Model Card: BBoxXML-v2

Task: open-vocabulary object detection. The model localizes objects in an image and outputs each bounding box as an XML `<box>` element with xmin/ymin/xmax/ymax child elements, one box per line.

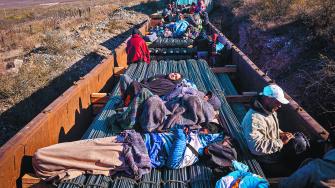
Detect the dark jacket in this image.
<box><xmin>126</xmin><ymin>34</ymin><xmax>150</xmax><ymax>64</ymax></box>
<box><xmin>194</xmin><ymin>32</ymin><xmax>213</xmax><ymax>52</ymax></box>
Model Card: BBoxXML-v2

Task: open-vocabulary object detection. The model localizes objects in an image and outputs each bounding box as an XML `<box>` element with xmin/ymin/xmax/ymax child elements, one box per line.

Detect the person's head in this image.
<box><xmin>204</xmin><ymin>91</ymin><xmax>221</xmax><ymax>110</ymax></box>
<box><xmin>192</xmin><ymin>2</ymin><xmax>196</xmax><ymax>6</ymax></box>
<box><xmin>260</xmin><ymin>84</ymin><xmax>289</xmax><ymax>112</ymax></box>
<box><xmin>168</xmin><ymin>72</ymin><xmax>182</xmax><ymax>81</ymax></box>
<box><xmin>132</xmin><ymin>28</ymin><xmax>141</xmax><ymax>36</ymax></box>
<box><xmin>178</xmin><ymin>13</ymin><xmax>184</xmax><ymax>20</ymax></box>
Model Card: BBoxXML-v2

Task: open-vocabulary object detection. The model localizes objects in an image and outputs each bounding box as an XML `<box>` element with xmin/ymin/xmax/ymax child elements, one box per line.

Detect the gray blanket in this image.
<box><xmin>140</xmin><ymin>94</ymin><xmax>216</xmax><ymax>132</ymax></box>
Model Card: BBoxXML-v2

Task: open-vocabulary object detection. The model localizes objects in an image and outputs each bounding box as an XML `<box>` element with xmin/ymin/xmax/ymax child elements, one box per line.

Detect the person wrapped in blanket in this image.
<box><xmin>32</xmin><ymin>128</ymin><xmax>237</xmax><ymax>182</ymax></box>
<box><xmin>116</xmin><ymin>73</ymin><xmax>222</xmax><ymax>132</ymax></box>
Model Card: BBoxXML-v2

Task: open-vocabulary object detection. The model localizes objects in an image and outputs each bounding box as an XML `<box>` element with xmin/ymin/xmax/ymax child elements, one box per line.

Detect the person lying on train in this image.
<box><xmin>117</xmin><ymin>73</ymin><xmax>221</xmax><ymax>132</ymax></box>
<box><xmin>139</xmin><ymin>89</ymin><xmax>221</xmax><ymax>132</ymax></box>
<box><xmin>120</xmin><ymin>73</ymin><xmax>184</xmax><ymax>107</ymax></box>
<box><xmin>126</xmin><ymin>28</ymin><xmax>150</xmax><ymax>64</ymax></box>
<box><xmin>32</xmin><ymin>129</ymin><xmax>236</xmax><ymax>182</ymax></box>
<box><xmin>241</xmin><ymin>85</ymin><xmax>310</xmax><ymax>164</ymax></box>
<box><xmin>173</xmin><ymin>14</ymin><xmax>190</xmax><ymax>38</ymax></box>
<box><xmin>144</xmin><ymin>127</ymin><xmax>236</xmax><ymax>170</ymax></box>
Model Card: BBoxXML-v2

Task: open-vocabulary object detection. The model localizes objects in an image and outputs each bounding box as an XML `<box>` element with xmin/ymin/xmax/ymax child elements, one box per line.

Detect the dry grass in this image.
<box><xmin>0</xmin><ymin>56</ymin><xmax>65</xmax><ymax>103</ymax></box>
<box><xmin>0</xmin><ymin>0</ymin><xmax>154</xmax><ymax>146</ymax></box>
<box><xmin>0</xmin><ymin>0</ymin><xmax>150</xmax><ymax>120</ymax></box>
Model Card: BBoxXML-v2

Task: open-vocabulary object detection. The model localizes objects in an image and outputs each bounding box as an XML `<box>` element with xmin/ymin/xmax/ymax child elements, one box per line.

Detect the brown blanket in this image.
<box><xmin>33</xmin><ymin>136</ymin><xmax>126</xmax><ymax>181</ymax></box>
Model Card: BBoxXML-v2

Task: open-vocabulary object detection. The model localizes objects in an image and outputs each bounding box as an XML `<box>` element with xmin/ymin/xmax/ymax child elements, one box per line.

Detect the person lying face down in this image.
<box><xmin>121</xmin><ymin>73</ymin><xmax>183</xmax><ymax>106</ymax></box>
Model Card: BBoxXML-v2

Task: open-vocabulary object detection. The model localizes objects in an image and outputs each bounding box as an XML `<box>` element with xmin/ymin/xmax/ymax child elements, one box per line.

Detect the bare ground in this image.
<box><xmin>210</xmin><ymin>2</ymin><xmax>335</xmax><ymax>134</ymax></box>
<box><xmin>0</xmin><ymin>0</ymin><xmax>163</xmax><ymax>146</ymax></box>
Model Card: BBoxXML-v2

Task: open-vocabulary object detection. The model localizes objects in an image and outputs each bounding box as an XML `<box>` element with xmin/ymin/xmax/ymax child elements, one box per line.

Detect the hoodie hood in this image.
<box><xmin>251</xmin><ymin>95</ymin><xmax>272</xmax><ymax>115</ymax></box>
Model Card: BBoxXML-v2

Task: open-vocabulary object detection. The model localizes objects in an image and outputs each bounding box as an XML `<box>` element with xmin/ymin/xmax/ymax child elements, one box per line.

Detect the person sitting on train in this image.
<box><xmin>193</xmin><ymin>30</ymin><xmax>213</xmax><ymax>59</ymax></box>
<box><xmin>189</xmin><ymin>2</ymin><xmax>197</xmax><ymax>14</ymax></box>
<box><xmin>162</xmin><ymin>4</ymin><xmax>173</xmax><ymax>22</ymax></box>
<box><xmin>241</xmin><ymin>85</ymin><xmax>310</xmax><ymax>164</ymax></box>
<box><xmin>120</xmin><ymin>73</ymin><xmax>184</xmax><ymax>106</ymax></box>
<box><xmin>144</xmin><ymin>127</ymin><xmax>236</xmax><ymax>169</ymax></box>
<box><xmin>196</xmin><ymin>0</ymin><xmax>206</xmax><ymax>13</ymax></box>
<box><xmin>278</xmin><ymin>143</ymin><xmax>335</xmax><ymax>188</ymax></box>
<box><xmin>126</xmin><ymin>28</ymin><xmax>150</xmax><ymax>64</ymax></box>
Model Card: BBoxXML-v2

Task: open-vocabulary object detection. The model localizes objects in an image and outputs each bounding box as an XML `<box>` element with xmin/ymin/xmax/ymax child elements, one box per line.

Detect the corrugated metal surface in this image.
<box><xmin>57</xmin><ymin>59</ymin><xmax>263</xmax><ymax>188</ymax></box>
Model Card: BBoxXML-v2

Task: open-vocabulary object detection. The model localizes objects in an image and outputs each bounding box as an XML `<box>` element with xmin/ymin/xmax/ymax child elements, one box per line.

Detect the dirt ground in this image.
<box><xmin>0</xmin><ymin>0</ymin><xmax>163</xmax><ymax>146</ymax></box>
<box><xmin>210</xmin><ymin>2</ymin><xmax>335</xmax><ymax>134</ymax></box>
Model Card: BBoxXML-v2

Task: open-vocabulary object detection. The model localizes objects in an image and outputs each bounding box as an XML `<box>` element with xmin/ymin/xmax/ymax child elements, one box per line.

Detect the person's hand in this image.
<box><xmin>184</xmin><ymin>126</ymin><xmax>189</xmax><ymax>134</ymax></box>
<box><xmin>280</xmin><ymin>132</ymin><xmax>294</xmax><ymax>145</ymax></box>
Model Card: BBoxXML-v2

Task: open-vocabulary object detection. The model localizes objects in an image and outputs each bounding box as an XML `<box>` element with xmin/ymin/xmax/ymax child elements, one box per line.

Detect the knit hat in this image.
<box><xmin>207</xmin><ymin>91</ymin><xmax>221</xmax><ymax>110</ymax></box>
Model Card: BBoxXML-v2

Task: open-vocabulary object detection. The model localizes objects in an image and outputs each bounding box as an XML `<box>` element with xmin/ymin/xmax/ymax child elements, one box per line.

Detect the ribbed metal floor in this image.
<box><xmin>58</xmin><ymin>59</ymin><xmax>263</xmax><ymax>188</ymax></box>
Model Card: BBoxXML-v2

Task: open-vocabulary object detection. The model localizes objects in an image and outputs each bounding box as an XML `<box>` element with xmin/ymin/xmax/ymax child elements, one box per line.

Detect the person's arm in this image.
<box><xmin>244</xmin><ymin>113</ymin><xmax>284</xmax><ymax>155</ymax></box>
<box><xmin>166</xmin><ymin>129</ymin><xmax>187</xmax><ymax>169</ymax></box>
<box><xmin>142</xmin><ymin>40</ymin><xmax>151</xmax><ymax>63</ymax></box>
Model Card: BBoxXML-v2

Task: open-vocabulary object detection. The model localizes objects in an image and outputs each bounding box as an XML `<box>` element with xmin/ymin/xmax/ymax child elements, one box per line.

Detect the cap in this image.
<box><xmin>262</xmin><ymin>85</ymin><xmax>289</xmax><ymax>104</ymax></box>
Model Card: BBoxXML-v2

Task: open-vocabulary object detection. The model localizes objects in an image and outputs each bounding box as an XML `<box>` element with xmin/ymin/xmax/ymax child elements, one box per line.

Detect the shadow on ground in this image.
<box><xmin>0</xmin><ymin>1</ymin><xmax>157</xmax><ymax>146</ymax></box>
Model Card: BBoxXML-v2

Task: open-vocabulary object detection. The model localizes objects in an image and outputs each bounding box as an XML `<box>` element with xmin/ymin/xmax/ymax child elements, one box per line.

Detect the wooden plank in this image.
<box><xmin>225</xmin><ymin>94</ymin><xmax>256</xmax><ymax>103</ymax></box>
<box><xmin>113</xmin><ymin>67</ymin><xmax>126</xmax><ymax>75</ymax></box>
<box><xmin>211</xmin><ymin>65</ymin><xmax>237</xmax><ymax>73</ymax></box>
<box><xmin>92</xmin><ymin>104</ymin><xmax>106</xmax><ymax>116</ymax></box>
<box><xmin>91</xmin><ymin>93</ymin><xmax>110</xmax><ymax>104</ymax></box>
<box><xmin>22</xmin><ymin>173</ymin><xmax>51</xmax><ymax>188</ymax></box>
<box><xmin>268</xmin><ymin>177</ymin><xmax>284</xmax><ymax>188</ymax></box>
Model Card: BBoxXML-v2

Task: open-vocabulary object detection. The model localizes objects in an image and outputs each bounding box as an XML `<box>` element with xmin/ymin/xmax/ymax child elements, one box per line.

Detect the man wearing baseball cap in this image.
<box><xmin>241</xmin><ymin>85</ymin><xmax>294</xmax><ymax>162</ymax></box>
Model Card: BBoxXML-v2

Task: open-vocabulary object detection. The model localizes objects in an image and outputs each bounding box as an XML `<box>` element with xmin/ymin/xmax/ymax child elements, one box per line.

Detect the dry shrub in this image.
<box><xmin>0</xmin><ymin>56</ymin><xmax>65</xmax><ymax>103</ymax></box>
<box><xmin>42</xmin><ymin>31</ymin><xmax>72</xmax><ymax>54</ymax></box>
<box><xmin>107</xmin><ymin>20</ymin><xmax>128</xmax><ymax>33</ymax></box>
<box><xmin>300</xmin><ymin>55</ymin><xmax>335</xmax><ymax>128</ymax></box>
<box><xmin>303</xmin><ymin>0</ymin><xmax>335</xmax><ymax>44</ymax></box>
<box><xmin>239</xmin><ymin>0</ymin><xmax>293</xmax><ymax>22</ymax></box>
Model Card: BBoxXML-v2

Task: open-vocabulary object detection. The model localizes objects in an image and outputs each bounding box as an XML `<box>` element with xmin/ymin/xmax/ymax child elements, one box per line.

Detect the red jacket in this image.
<box><xmin>126</xmin><ymin>34</ymin><xmax>150</xmax><ymax>64</ymax></box>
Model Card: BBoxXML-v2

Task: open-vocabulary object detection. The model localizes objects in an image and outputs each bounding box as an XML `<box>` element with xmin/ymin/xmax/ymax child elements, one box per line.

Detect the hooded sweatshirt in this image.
<box><xmin>241</xmin><ymin>96</ymin><xmax>284</xmax><ymax>155</ymax></box>
<box><xmin>126</xmin><ymin>34</ymin><xmax>150</xmax><ymax>64</ymax></box>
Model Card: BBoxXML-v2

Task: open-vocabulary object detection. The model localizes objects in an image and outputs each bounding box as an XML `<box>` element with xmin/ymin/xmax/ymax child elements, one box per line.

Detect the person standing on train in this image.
<box><xmin>126</xmin><ymin>28</ymin><xmax>150</xmax><ymax>64</ymax></box>
<box><xmin>241</xmin><ymin>85</ymin><xmax>310</xmax><ymax>165</ymax></box>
